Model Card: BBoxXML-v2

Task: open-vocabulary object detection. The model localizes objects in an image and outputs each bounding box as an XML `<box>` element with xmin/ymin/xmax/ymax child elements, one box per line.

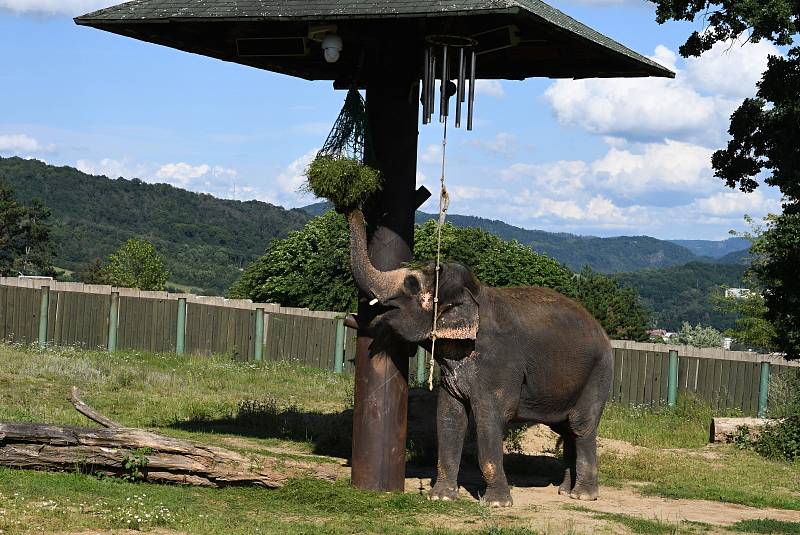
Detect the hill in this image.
<box><xmin>669</xmin><ymin>237</ymin><xmax>750</xmax><ymax>259</ymax></box>
<box><xmin>615</xmin><ymin>261</ymin><xmax>749</xmax><ymax>331</ymax></box>
<box><xmin>304</xmin><ymin>202</ymin><xmax>705</xmax><ymax>273</ymax></box>
<box><xmin>0</xmin><ymin>157</ymin><xmax>310</xmax><ymax>294</ymax></box>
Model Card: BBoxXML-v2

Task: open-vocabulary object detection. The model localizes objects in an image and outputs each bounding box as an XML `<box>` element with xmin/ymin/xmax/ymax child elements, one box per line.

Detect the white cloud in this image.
<box><xmin>465</xmin><ymin>132</ymin><xmax>519</xmax><ymax>157</ymax></box>
<box><xmin>275</xmin><ymin>149</ymin><xmax>317</xmax><ymax>202</ymax></box>
<box><xmin>543</xmin><ymin>42</ymin><xmax>780</xmax><ymax>145</ymax></box>
<box><xmin>75</xmin><ymin>158</ymin><xmax>149</xmax><ymax>180</ymax></box>
<box><xmin>684</xmin><ymin>38</ymin><xmax>780</xmax><ymax>99</ymax></box>
<box><xmin>692</xmin><ymin>189</ymin><xmax>782</xmax><ymax>216</ymax></box>
<box><xmin>500</xmin><ymin>160</ymin><xmax>587</xmax><ymax>197</ymax></box>
<box><xmin>0</xmin><ymin>133</ymin><xmax>53</xmax><ymax>154</ymax></box>
<box><xmin>419</xmin><ymin>144</ymin><xmax>442</xmax><ymax>165</ymax></box>
<box><xmin>591</xmin><ymin>139</ymin><xmax>715</xmax><ymax>195</ymax></box>
<box><xmin>475</xmin><ymin>80</ymin><xmax>505</xmax><ymax>98</ymax></box>
<box><xmin>0</xmin><ymin>0</ymin><xmax>113</xmax><ymax>15</ymax></box>
<box><xmin>156</xmin><ymin>162</ymin><xmax>211</xmax><ymax>185</ymax></box>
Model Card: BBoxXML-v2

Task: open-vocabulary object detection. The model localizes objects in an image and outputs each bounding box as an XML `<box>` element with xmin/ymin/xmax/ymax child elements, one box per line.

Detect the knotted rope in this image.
<box><xmin>428</xmin><ymin>119</ymin><xmax>450</xmax><ymax>391</ymax></box>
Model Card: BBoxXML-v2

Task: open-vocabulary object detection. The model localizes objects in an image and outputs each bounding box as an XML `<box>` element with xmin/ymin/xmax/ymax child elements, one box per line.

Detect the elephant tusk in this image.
<box><xmin>369</xmin><ymin>298</ymin><xmax>379</xmax><ymax>306</ymax></box>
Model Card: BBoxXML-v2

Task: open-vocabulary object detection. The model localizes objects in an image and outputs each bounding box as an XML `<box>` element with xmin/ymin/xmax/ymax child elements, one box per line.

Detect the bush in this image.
<box><xmin>304</xmin><ymin>156</ymin><xmax>381</xmax><ymax>212</ymax></box>
<box><xmin>753</xmin><ymin>415</ymin><xmax>800</xmax><ymax>462</ymax></box>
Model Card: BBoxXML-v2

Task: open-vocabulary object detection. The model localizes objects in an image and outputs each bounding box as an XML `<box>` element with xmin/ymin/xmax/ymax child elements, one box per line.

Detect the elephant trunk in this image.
<box><xmin>346</xmin><ymin>209</ymin><xmax>408</xmax><ymax>302</ymax></box>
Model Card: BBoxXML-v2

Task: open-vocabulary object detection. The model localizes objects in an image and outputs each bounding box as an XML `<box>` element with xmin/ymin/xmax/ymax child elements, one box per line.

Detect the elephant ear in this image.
<box><xmin>434</xmin><ymin>265</ymin><xmax>480</xmax><ymax>340</ymax></box>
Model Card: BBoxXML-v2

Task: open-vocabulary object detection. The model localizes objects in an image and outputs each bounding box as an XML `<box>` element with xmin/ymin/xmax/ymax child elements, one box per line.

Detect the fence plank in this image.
<box><xmin>611</xmin><ymin>348</ymin><xmax>623</xmax><ymax>402</ymax></box>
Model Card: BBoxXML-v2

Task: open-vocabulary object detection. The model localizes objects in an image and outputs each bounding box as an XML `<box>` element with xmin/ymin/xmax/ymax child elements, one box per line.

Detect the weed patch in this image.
<box><xmin>728</xmin><ymin>519</ymin><xmax>800</xmax><ymax>533</ymax></box>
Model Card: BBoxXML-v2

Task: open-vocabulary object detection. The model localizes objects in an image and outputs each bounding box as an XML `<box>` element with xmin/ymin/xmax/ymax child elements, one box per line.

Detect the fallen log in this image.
<box><xmin>0</xmin><ymin>388</ymin><xmax>285</xmax><ymax>487</ymax></box>
<box><xmin>709</xmin><ymin>417</ymin><xmax>779</xmax><ymax>443</ymax></box>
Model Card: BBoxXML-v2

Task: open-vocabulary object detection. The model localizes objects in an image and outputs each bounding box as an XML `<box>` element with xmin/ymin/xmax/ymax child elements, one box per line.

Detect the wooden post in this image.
<box><xmin>758</xmin><ymin>361</ymin><xmax>770</xmax><ymax>418</ymax></box>
<box><xmin>351</xmin><ymin>51</ymin><xmax>419</xmax><ymax>492</ymax></box>
<box><xmin>37</xmin><ymin>286</ymin><xmax>49</xmax><ymax>348</ymax></box>
<box><xmin>107</xmin><ymin>291</ymin><xmax>119</xmax><ymax>353</ymax></box>
<box><xmin>176</xmin><ymin>297</ymin><xmax>187</xmax><ymax>355</ymax></box>
<box><xmin>254</xmin><ymin>307</ymin><xmax>264</xmax><ymax>362</ymax></box>
<box><xmin>334</xmin><ymin>317</ymin><xmax>345</xmax><ymax>373</ymax></box>
<box><xmin>668</xmin><ymin>349</ymin><xmax>678</xmax><ymax>407</ymax></box>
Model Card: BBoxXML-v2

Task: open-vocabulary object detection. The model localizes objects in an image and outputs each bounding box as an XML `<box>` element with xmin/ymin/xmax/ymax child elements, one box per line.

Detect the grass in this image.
<box><xmin>599</xmin><ymin>393</ymin><xmax>723</xmax><ymax>449</ymax></box>
<box><xmin>2</xmin><ymin>343</ymin><xmax>800</xmax><ymax>534</ymax></box>
<box><xmin>0</xmin><ymin>343</ymin><xmax>352</xmax><ymax>428</ymax></box>
<box><xmin>0</xmin><ymin>470</ymin><xmax>483</xmax><ymax>535</ymax></box>
<box><xmin>727</xmin><ymin>519</ymin><xmax>800</xmax><ymax>533</ymax></box>
<box><xmin>564</xmin><ymin>505</ymin><xmax>709</xmax><ymax>535</ymax></box>
<box><xmin>600</xmin><ymin>447</ymin><xmax>800</xmax><ymax>510</ymax></box>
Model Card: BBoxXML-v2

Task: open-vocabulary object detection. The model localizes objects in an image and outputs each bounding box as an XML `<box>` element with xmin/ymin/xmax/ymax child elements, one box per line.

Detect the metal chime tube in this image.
<box><xmin>467</xmin><ymin>49</ymin><xmax>476</xmax><ymax>131</ymax></box>
<box><xmin>422</xmin><ymin>47</ymin><xmax>431</xmax><ymax>124</ymax></box>
<box><xmin>455</xmin><ymin>48</ymin><xmax>465</xmax><ymax>128</ymax></box>
<box><xmin>429</xmin><ymin>54</ymin><xmax>437</xmax><ymax>123</ymax></box>
<box><xmin>439</xmin><ymin>45</ymin><xmax>448</xmax><ymax>122</ymax></box>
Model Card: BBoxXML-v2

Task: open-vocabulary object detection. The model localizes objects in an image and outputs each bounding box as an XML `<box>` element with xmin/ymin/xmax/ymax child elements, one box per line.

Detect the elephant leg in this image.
<box><xmin>570</xmin><ymin>429</ymin><xmax>599</xmax><ymax>501</ymax></box>
<box><xmin>429</xmin><ymin>388</ymin><xmax>468</xmax><ymax>501</ymax></box>
<box><xmin>558</xmin><ymin>432</ymin><xmax>576</xmax><ymax>495</ymax></box>
<box><xmin>474</xmin><ymin>402</ymin><xmax>512</xmax><ymax>507</ymax></box>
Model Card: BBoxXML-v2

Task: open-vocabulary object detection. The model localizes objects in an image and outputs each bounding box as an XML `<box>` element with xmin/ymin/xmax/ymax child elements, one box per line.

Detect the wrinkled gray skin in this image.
<box><xmin>347</xmin><ymin>210</ymin><xmax>612</xmax><ymax>507</ymax></box>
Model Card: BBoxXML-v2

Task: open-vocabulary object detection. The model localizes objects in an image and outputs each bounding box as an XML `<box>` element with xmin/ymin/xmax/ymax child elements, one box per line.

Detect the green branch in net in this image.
<box><xmin>304</xmin><ymin>156</ymin><xmax>381</xmax><ymax>212</ymax></box>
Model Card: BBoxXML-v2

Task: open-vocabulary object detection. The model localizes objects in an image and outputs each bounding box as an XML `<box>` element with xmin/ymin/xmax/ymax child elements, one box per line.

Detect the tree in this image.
<box><xmin>77</xmin><ymin>258</ymin><xmax>109</xmax><ymax>285</ymax></box>
<box><xmin>714</xmin><ymin>290</ymin><xmax>778</xmax><ymax>352</ymax></box>
<box><xmin>228</xmin><ymin>211</ymin><xmax>356</xmax><ymax>311</ymax></box>
<box><xmin>103</xmin><ymin>238</ymin><xmax>169</xmax><ymax>290</ymax></box>
<box><xmin>0</xmin><ymin>182</ymin><xmax>54</xmax><ymax>277</ymax></box>
<box><xmin>574</xmin><ymin>267</ymin><xmax>651</xmax><ymax>342</ymax></box>
<box><xmin>651</xmin><ymin>0</ymin><xmax>800</xmax><ymax>357</ymax></box>
<box><xmin>674</xmin><ymin>322</ymin><xmax>724</xmax><ymax>349</ymax></box>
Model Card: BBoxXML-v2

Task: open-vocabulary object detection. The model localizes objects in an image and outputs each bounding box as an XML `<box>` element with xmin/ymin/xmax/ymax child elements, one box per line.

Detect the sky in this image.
<box><xmin>0</xmin><ymin>0</ymin><xmax>785</xmax><ymax>240</ymax></box>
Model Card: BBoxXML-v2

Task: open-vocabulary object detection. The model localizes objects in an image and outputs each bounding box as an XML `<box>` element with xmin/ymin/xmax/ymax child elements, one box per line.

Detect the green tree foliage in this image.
<box><xmin>674</xmin><ymin>322</ymin><xmax>723</xmax><ymax>349</ymax></box>
<box><xmin>77</xmin><ymin>258</ymin><xmax>109</xmax><ymax>285</ymax></box>
<box><xmin>103</xmin><ymin>238</ymin><xmax>169</xmax><ymax>291</ymax></box>
<box><xmin>714</xmin><ymin>291</ymin><xmax>778</xmax><ymax>351</ymax></box>
<box><xmin>651</xmin><ymin>0</ymin><xmax>800</xmax><ymax>357</ymax></box>
<box><xmin>0</xmin><ymin>157</ymin><xmax>309</xmax><ymax>294</ymax></box>
<box><xmin>228</xmin><ymin>211</ymin><xmax>356</xmax><ymax>311</ymax></box>
<box><xmin>0</xmin><ymin>182</ymin><xmax>54</xmax><ymax>276</ymax></box>
<box><xmin>574</xmin><ymin>267</ymin><xmax>650</xmax><ymax>342</ymax></box>
<box><xmin>230</xmin><ymin>216</ymin><xmax>651</xmax><ymax>341</ymax></box>
<box><xmin>413</xmin><ymin>220</ymin><xmax>576</xmax><ymax>295</ymax></box>
<box><xmin>616</xmin><ymin>262</ymin><xmax>747</xmax><ymax>331</ymax></box>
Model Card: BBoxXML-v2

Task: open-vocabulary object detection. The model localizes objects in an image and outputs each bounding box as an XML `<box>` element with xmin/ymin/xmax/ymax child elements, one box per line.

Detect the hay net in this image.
<box><xmin>318</xmin><ymin>88</ymin><xmax>369</xmax><ymax>162</ymax></box>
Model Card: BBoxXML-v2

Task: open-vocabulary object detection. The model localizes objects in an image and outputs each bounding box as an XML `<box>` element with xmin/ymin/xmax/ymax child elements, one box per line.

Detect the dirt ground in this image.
<box><xmin>286</xmin><ymin>424</ymin><xmax>800</xmax><ymax>534</ymax></box>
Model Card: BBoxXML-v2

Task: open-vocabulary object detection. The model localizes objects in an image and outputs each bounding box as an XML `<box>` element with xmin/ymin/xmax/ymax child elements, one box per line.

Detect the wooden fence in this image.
<box><xmin>1</xmin><ymin>278</ymin><xmax>798</xmax><ymax>416</ymax></box>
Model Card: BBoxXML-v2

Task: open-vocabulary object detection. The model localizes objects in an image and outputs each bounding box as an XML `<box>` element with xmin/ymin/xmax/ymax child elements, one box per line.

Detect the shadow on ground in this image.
<box><xmin>170</xmin><ymin>386</ymin><xmax>565</xmax><ymax>493</ymax></box>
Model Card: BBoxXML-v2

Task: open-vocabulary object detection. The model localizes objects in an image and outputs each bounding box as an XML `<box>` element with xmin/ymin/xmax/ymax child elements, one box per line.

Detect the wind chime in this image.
<box><xmin>421</xmin><ymin>36</ymin><xmax>478</xmax><ymax>130</ymax></box>
<box><xmin>420</xmin><ymin>36</ymin><xmax>479</xmax><ymax>389</ymax></box>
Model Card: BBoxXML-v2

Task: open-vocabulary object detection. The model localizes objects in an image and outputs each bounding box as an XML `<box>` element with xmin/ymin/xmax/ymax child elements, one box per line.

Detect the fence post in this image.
<box><xmin>334</xmin><ymin>317</ymin><xmax>345</xmax><ymax>373</ymax></box>
<box><xmin>667</xmin><ymin>349</ymin><xmax>678</xmax><ymax>407</ymax></box>
<box><xmin>37</xmin><ymin>286</ymin><xmax>49</xmax><ymax>348</ymax></box>
<box><xmin>107</xmin><ymin>291</ymin><xmax>119</xmax><ymax>353</ymax></box>
<box><xmin>175</xmin><ymin>297</ymin><xmax>187</xmax><ymax>355</ymax></box>
<box><xmin>758</xmin><ymin>361</ymin><xmax>770</xmax><ymax>418</ymax></box>
<box><xmin>254</xmin><ymin>307</ymin><xmax>264</xmax><ymax>362</ymax></box>
<box><xmin>416</xmin><ymin>346</ymin><xmax>427</xmax><ymax>387</ymax></box>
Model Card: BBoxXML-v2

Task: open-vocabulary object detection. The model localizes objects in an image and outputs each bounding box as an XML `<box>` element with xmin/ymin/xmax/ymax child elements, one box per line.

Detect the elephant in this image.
<box><xmin>346</xmin><ymin>209</ymin><xmax>613</xmax><ymax>507</ymax></box>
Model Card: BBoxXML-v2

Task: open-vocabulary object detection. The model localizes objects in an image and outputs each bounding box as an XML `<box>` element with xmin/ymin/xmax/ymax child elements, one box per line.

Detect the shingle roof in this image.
<box><xmin>75</xmin><ymin>0</ymin><xmax>674</xmax><ymax>80</ymax></box>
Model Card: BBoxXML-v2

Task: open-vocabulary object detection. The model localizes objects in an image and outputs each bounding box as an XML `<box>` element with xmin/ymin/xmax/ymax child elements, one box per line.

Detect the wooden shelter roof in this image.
<box><xmin>75</xmin><ymin>0</ymin><xmax>673</xmax><ymax>81</ymax></box>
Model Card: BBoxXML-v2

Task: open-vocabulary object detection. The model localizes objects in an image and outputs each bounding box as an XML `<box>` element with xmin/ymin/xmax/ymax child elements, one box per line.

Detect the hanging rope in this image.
<box><xmin>428</xmin><ymin>117</ymin><xmax>450</xmax><ymax>391</ymax></box>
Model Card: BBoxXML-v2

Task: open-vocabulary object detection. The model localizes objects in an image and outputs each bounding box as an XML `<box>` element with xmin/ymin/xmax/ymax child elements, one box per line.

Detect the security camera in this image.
<box><xmin>322</xmin><ymin>33</ymin><xmax>343</xmax><ymax>63</ymax></box>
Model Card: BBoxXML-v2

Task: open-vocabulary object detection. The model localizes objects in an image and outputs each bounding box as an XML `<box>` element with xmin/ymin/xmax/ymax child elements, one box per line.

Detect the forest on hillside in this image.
<box><xmin>0</xmin><ymin>157</ymin><xmax>309</xmax><ymax>294</ymax></box>
<box><xmin>616</xmin><ymin>262</ymin><xmax>749</xmax><ymax>331</ymax></box>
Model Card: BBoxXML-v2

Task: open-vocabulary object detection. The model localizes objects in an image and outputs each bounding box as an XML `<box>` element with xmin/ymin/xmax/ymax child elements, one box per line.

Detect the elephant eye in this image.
<box><xmin>404</xmin><ymin>275</ymin><xmax>421</xmax><ymax>295</ymax></box>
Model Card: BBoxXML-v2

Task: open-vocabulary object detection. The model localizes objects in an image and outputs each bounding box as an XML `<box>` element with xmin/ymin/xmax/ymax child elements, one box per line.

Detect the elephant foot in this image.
<box><xmin>558</xmin><ymin>480</ymin><xmax>572</xmax><ymax>496</ymax></box>
<box><xmin>482</xmin><ymin>487</ymin><xmax>513</xmax><ymax>508</ymax></box>
<box><xmin>428</xmin><ymin>483</ymin><xmax>459</xmax><ymax>501</ymax></box>
<box><xmin>569</xmin><ymin>482</ymin><xmax>598</xmax><ymax>501</ymax></box>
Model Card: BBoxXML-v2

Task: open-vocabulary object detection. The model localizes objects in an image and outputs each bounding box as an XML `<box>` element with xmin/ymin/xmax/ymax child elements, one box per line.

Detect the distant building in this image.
<box><xmin>723</xmin><ymin>337</ymin><xmax>733</xmax><ymax>350</ymax></box>
<box><xmin>647</xmin><ymin>329</ymin><xmax>674</xmax><ymax>343</ymax></box>
<box><xmin>725</xmin><ymin>288</ymin><xmax>752</xmax><ymax>299</ymax></box>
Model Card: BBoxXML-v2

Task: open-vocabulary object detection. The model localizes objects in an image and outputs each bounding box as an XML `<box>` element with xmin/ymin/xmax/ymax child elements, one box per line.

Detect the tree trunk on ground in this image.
<box><xmin>0</xmin><ymin>388</ymin><xmax>285</xmax><ymax>487</ymax></box>
<box><xmin>709</xmin><ymin>417</ymin><xmax>779</xmax><ymax>443</ymax></box>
